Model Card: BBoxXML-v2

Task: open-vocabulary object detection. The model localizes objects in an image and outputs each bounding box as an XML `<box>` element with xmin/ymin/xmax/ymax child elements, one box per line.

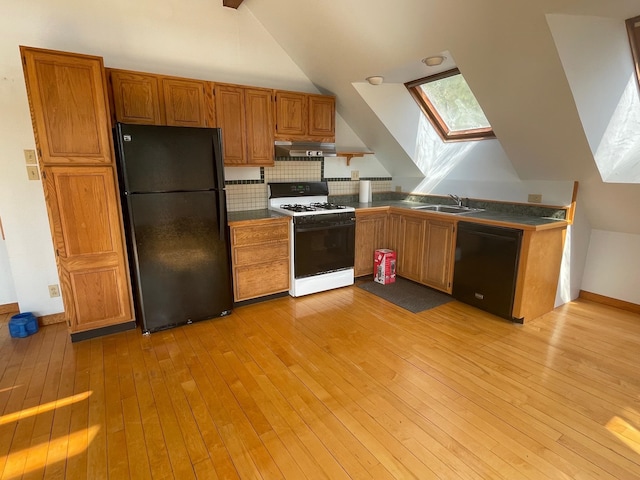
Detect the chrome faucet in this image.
<box><xmin>449</xmin><ymin>194</ymin><xmax>462</xmax><ymax>206</ymax></box>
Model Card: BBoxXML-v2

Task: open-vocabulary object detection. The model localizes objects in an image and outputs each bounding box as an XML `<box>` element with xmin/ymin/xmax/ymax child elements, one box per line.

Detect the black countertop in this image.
<box><xmin>226</xmin><ymin>201</ymin><xmax>568</xmax><ymax>229</ymax></box>
<box><xmin>345</xmin><ymin>201</ymin><xmax>568</xmax><ymax>228</ymax></box>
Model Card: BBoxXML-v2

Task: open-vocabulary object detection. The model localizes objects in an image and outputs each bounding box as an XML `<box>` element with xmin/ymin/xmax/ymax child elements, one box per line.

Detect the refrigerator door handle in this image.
<box><xmin>218</xmin><ymin>191</ymin><xmax>227</xmax><ymax>240</ymax></box>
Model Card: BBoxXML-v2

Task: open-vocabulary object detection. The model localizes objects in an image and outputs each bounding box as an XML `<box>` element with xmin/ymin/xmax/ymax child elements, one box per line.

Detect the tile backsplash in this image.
<box><xmin>225</xmin><ymin>160</ymin><xmax>392</xmax><ymax>211</ymax></box>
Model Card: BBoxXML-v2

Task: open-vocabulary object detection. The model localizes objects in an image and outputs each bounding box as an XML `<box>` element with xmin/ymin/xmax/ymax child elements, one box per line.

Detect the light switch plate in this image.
<box><xmin>351</xmin><ymin>170</ymin><xmax>360</xmax><ymax>180</ymax></box>
<box><xmin>24</xmin><ymin>149</ymin><xmax>37</xmax><ymax>164</ymax></box>
<box><xmin>26</xmin><ymin>166</ymin><xmax>40</xmax><ymax>181</ymax></box>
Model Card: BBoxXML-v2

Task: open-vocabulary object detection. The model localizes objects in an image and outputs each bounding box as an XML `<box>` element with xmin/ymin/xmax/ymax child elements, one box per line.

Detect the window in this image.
<box><xmin>626</xmin><ymin>15</ymin><xmax>640</xmax><ymax>89</ymax></box>
<box><xmin>405</xmin><ymin>68</ymin><xmax>494</xmax><ymax>142</ymax></box>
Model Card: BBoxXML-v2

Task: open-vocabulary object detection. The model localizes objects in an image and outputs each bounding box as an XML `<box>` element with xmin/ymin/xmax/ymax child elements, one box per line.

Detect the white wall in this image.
<box><xmin>581</xmin><ymin>230</ymin><xmax>640</xmax><ymax>304</ymax></box>
<box><xmin>0</xmin><ymin>233</ymin><xmax>16</xmax><ymax>306</ymax></box>
<box><xmin>353</xmin><ymin>77</ymin><xmax>577</xmax><ymax>206</ymax></box>
<box><xmin>548</xmin><ymin>14</ymin><xmax>640</xmax><ymax>304</ymax></box>
<box><xmin>0</xmin><ymin>0</ymin><xmax>375</xmax><ymax>315</ymax></box>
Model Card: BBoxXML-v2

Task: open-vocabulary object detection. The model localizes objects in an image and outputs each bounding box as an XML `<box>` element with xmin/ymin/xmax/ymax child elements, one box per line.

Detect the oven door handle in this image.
<box><xmin>295</xmin><ymin>222</ymin><xmax>355</xmax><ymax>233</ymax></box>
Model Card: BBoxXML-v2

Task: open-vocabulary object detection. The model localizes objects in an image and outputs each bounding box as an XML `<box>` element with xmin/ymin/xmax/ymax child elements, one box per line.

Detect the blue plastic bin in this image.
<box><xmin>8</xmin><ymin>312</ymin><xmax>39</xmax><ymax>338</ymax></box>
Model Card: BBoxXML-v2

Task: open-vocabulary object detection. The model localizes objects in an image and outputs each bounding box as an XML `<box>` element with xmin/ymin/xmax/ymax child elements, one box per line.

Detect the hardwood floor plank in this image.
<box><xmin>126</xmin><ymin>332</ymin><xmax>174</xmax><ymax>480</ymax></box>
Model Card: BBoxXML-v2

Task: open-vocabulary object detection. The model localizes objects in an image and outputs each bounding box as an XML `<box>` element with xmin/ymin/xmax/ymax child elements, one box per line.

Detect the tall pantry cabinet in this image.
<box><xmin>20</xmin><ymin>46</ymin><xmax>135</xmax><ymax>341</ymax></box>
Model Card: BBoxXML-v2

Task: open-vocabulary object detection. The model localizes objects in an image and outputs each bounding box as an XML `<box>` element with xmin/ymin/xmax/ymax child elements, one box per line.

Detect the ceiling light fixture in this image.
<box><xmin>422</xmin><ymin>55</ymin><xmax>446</xmax><ymax>67</ymax></box>
<box><xmin>366</xmin><ymin>76</ymin><xmax>384</xmax><ymax>85</ymax></box>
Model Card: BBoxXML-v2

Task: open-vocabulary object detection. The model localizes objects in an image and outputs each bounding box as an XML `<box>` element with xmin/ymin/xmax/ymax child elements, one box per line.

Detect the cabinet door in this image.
<box><xmin>20</xmin><ymin>47</ymin><xmax>113</xmax><ymax>165</ymax></box>
<box><xmin>44</xmin><ymin>166</ymin><xmax>133</xmax><ymax>332</ymax></box>
<box><xmin>275</xmin><ymin>91</ymin><xmax>306</xmax><ymax>137</ymax></box>
<box><xmin>215</xmin><ymin>84</ymin><xmax>247</xmax><ymax>165</ymax></box>
<box><xmin>387</xmin><ymin>213</ymin><xmax>403</xmax><ymax>274</ymax></box>
<box><xmin>421</xmin><ymin>219</ymin><xmax>455</xmax><ymax>292</ymax></box>
<box><xmin>400</xmin><ymin>215</ymin><xmax>425</xmax><ymax>282</ymax></box>
<box><xmin>245</xmin><ymin>88</ymin><xmax>274</xmax><ymax>166</ymax></box>
<box><xmin>355</xmin><ymin>212</ymin><xmax>387</xmax><ymax>277</ymax></box>
<box><xmin>308</xmin><ymin>94</ymin><xmax>335</xmax><ymax>140</ymax></box>
<box><xmin>109</xmin><ymin>69</ymin><xmax>163</xmax><ymax>125</ymax></box>
<box><xmin>162</xmin><ymin>78</ymin><xmax>207</xmax><ymax>127</ymax></box>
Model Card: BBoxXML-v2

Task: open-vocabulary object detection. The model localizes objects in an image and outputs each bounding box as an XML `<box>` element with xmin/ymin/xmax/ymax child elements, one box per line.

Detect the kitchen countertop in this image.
<box><xmin>226</xmin><ymin>201</ymin><xmax>568</xmax><ymax>231</ymax></box>
<box><xmin>227</xmin><ymin>209</ymin><xmax>288</xmax><ymax>224</ymax></box>
<box><xmin>347</xmin><ymin>201</ymin><xmax>568</xmax><ymax>230</ymax></box>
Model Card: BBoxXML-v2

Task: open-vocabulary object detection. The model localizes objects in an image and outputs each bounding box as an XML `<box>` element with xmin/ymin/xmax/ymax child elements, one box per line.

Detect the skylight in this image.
<box><xmin>405</xmin><ymin>68</ymin><xmax>494</xmax><ymax>142</ymax></box>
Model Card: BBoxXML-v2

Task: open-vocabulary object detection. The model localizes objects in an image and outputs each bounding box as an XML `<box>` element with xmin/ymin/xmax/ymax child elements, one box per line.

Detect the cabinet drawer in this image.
<box><xmin>233</xmin><ymin>241</ymin><xmax>289</xmax><ymax>266</ymax></box>
<box><xmin>234</xmin><ymin>259</ymin><xmax>289</xmax><ymax>301</ymax></box>
<box><xmin>231</xmin><ymin>222</ymin><xmax>289</xmax><ymax>246</ymax></box>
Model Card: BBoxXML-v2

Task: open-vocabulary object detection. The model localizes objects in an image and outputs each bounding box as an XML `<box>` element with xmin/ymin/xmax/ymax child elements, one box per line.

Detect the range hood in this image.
<box><xmin>274</xmin><ymin>141</ymin><xmax>337</xmax><ymax>158</ymax></box>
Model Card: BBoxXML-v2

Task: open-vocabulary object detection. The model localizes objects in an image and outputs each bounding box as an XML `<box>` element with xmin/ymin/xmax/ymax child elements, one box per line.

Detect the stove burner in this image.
<box><xmin>280</xmin><ymin>204</ymin><xmax>318</xmax><ymax>212</ymax></box>
<box><xmin>310</xmin><ymin>202</ymin><xmax>347</xmax><ymax>210</ymax></box>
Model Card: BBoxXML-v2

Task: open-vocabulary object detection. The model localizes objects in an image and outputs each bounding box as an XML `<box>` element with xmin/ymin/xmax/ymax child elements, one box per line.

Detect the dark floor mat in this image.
<box><xmin>357</xmin><ymin>277</ymin><xmax>453</xmax><ymax>313</ymax></box>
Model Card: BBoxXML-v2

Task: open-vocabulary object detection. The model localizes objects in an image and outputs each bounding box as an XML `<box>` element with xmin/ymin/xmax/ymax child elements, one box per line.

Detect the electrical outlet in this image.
<box><xmin>528</xmin><ymin>193</ymin><xmax>542</xmax><ymax>203</ymax></box>
<box><xmin>351</xmin><ymin>170</ymin><xmax>360</xmax><ymax>180</ymax></box>
<box><xmin>24</xmin><ymin>149</ymin><xmax>37</xmax><ymax>164</ymax></box>
<box><xmin>395</xmin><ymin>185</ymin><xmax>402</xmax><ymax>192</ymax></box>
<box><xmin>48</xmin><ymin>284</ymin><xmax>61</xmax><ymax>298</ymax></box>
<box><xmin>26</xmin><ymin>166</ymin><xmax>40</xmax><ymax>181</ymax></box>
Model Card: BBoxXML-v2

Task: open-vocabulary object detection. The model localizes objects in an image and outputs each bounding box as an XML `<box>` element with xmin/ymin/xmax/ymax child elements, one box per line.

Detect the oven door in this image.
<box><xmin>294</xmin><ymin>219</ymin><xmax>355</xmax><ymax>278</ymax></box>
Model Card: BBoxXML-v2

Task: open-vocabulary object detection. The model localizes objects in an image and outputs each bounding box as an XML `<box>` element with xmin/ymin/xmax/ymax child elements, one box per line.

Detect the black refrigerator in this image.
<box><xmin>114</xmin><ymin>123</ymin><xmax>233</xmax><ymax>334</ymax></box>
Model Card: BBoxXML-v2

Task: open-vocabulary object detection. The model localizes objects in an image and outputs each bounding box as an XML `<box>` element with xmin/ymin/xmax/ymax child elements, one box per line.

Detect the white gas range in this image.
<box><xmin>268</xmin><ymin>182</ymin><xmax>356</xmax><ymax>297</ymax></box>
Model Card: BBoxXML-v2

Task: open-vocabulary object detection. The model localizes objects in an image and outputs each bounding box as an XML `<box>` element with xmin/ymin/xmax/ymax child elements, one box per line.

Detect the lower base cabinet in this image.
<box><xmin>230</xmin><ymin>217</ymin><xmax>290</xmax><ymax>301</ymax></box>
<box><xmin>354</xmin><ymin>209</ymin><xmax>388</xmax><ymax>276</ymax></box>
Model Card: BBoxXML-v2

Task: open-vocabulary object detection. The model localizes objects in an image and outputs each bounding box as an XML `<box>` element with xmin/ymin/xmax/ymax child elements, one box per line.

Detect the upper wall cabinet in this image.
<box><xmin>274</xmin><ymin>90</ymin><xmax>335</xmax><ymax>142</ymax></box>
<box><xmin>162</xmin><ymin>77</ymin><xmax>210</xmax><ymax>127</ymax></box>
<box><xmin>22</xmin><ymin>48</ymin><xmax>114</xmax><ymax>165</ymax></box>
<box><xmin>108</xmin><ymin>69</ymin><xmax>164</xmax><ymax>125</ymax></box>
<box><xmin>215</xmin><ymin>83</ymin><xmax>274</xmax><ymax>167</ymax></box>
<box><xmin>107</xmin><ymin>68</ymin><xmax>215</xmax><ymax>128</ymax></box>
<box><xmin>308</xmin><ymin>94</ymin><xmax>336</xmax><ymax>138</ymax></box>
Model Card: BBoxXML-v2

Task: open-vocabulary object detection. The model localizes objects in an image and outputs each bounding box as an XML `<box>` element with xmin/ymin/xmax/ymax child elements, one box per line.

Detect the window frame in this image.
<box><xmin>626</xmin><ymin>15</ymin><xmax>640</xmax><ymax>90</ymax></box>
<box><xmin>405</xmin><ymin>68</ymin><xmax>495</xmax><ymax>142</ymax></box>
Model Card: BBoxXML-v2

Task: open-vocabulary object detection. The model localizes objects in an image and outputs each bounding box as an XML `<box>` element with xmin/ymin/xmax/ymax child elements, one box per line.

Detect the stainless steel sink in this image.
<box><xmin>411</xmin><ymin>204</ymin><xmax>484</xmax><ymax>214</ymax></box>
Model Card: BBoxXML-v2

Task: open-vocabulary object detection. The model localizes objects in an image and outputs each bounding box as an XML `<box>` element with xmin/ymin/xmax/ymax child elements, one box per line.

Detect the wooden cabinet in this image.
<box><xmin>274</xmin><ymin>90</ymin><xmax>335</xmax><ymax>142</ymax></box>
<box><xmin>230</xmin><ymin>217</ymin><xmax>290</xmax><ymax>301</ymax></box>
<box><xmin>385</xmin><ymin>209</ymin><xmax>455</xmax><ymax>293</ymax></box>
<box><xmin>420</xmin><ymin>219</ymin><xmax>455</xmax><ymax>292</ymax></box>
<box><xmin>43</xmin><ymin>166</ymin><xmax>134</xmax><ymax>332</ymax></box>
<box><xmin>107</xmin><ymin>68</ymin><xmax>214</xmax><ymax>128</ymax></box>
<box><xmin>354</xmin><ymin>209</ymin><xmax>388</xmax><ymax>276</ymax></box>
<box><xmin>274</xmin><ymin>91</ymin><xmax>306</xmax><ymax>137</ymax></box>
<box><xmin>308</xmin><ymin>94</ymin><xmax>336</xmax><ymax>138</ymax></box>
<box><xmin>162</xmin><ymin>77</ymin><xmax>209</xmax><ymax>127</ymax></box>
<box><xmin>22</xmin><ymin>48</ymin><xmax>114</xmax><ymax>165</ymax></box>
<box><xmin>399</xmin><ymin>215</ymin><xmax>425</xmax><ymax>283</ymax></box>
<box><xmin>108</xmin><ymin>69</ymin><xmax>163</xmax><ymax>125</ymax></box>
<box><xmin>215</xmin><ymin>83</ymin><xmax>274</xmax><ymax>166</ymax></box>
<box><xmin>21</xmin><ymin>46</ymin><xmax>134</xmax><ymax>339</ymax></box>
<box><xmin>513</xmin><ymin>227</ymin><xmax>566</xmax><ymax>322</ymax></box>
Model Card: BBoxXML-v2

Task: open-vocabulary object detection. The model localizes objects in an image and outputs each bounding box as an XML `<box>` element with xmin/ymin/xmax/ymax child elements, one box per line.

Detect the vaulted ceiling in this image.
<box><xmin>243</xmin><ymin>0</ymin><xmax>640</xmax><ymax>232</ymax></box>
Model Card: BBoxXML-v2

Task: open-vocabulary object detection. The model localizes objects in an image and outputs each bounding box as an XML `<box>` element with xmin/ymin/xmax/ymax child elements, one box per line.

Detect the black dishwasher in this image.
<box><xmin>452</xmin><ymin>222</ymin><xmax>523</xmax><ymax>322</ymax></box>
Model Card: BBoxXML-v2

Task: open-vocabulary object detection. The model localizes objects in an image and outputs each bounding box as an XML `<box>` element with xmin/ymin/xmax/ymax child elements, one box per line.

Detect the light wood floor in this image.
<box><xmin>1</xmin><ymin>286</ymin><xmax>640</xmax><ymax>479</ymax></box>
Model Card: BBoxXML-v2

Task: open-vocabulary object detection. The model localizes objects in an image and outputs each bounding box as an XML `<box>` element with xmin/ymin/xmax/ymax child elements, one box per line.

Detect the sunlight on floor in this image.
<box><xmin>606</xmin><ymin>415</ymin><xmax>640</xmax><ymax>456</ymax></box>
<box><xmin>2</xmin><ymin>425</ymin><xmax>100</xmax><ymax>479</ymax></box>
<box><xmin>0</xmin><ymin>391</ymin><xmax>92</xmax><ymax>426</ymax></box>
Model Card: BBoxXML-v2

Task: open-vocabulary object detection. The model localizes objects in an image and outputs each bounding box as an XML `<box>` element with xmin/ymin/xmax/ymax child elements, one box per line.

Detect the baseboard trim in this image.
<box><xmin>579</xmin><ymin>290</ymin><xmax>640</xmax><ymax>315</ymax></box>
<box><xmin>71</xmin><ymin>321</ymin><xmax>137</xmax><ymax>343</ymax></box>
<box><xmin>39</xmin><ymin>312</ymin><xmax>67</xmax><ymax>326</ymax></box>
<box><xmin>0</xmin><ymin>303</ymin><xmax>19</xmax><ymax>315</ymax></box>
